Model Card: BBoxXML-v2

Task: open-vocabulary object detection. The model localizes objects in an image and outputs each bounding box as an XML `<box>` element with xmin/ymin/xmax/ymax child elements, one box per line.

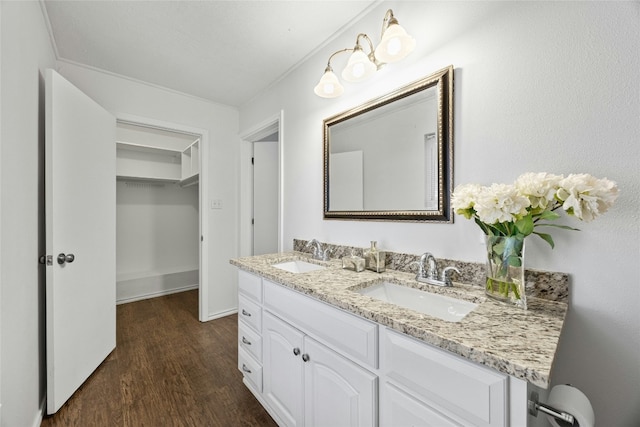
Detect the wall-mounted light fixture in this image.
<box><xmin>314</xmin><ymin>9</ymin><xmax>416</xmax><ymax>98</ymax></box>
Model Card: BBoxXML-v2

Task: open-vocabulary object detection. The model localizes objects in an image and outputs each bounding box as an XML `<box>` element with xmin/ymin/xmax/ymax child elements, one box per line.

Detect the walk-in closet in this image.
<box><xmin>115</xmin><ymin>122</ymin><xmax>201</xmax><ymax>304</ymax></box>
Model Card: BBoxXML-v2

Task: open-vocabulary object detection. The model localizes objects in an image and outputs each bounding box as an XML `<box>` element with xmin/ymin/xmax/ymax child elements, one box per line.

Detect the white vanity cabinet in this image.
<box><xmin>234</xmin><ymin>267</ymin><xmax>531</xmax><ymax>427</ymax></box>
<box><xmin>262</xmin><ymin>280</ymin><xmax>378</xmax><ymax>427</ymax></box>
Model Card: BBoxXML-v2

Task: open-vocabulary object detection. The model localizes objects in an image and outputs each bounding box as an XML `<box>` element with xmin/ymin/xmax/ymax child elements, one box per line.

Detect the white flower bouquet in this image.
<box><xmin>452</xmin><ymin>172</ymin><xmax>619</xmax><ymax>248</ymax></box>
<box><xmin>452</xmin><ymin>172</ymin><xmax>619</xmax><ymax>307</ymax></box>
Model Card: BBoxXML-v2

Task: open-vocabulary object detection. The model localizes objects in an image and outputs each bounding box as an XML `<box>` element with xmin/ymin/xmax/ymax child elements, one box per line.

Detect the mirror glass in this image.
<box><xmin>323</xmin><ymin>65</ymin><xmax>454</xmax><ymax>222</ymax></box>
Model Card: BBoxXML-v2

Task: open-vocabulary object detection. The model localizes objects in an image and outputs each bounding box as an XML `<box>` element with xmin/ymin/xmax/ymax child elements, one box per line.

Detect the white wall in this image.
<box><xmin>240</xmin><ymin>2</ymin><xmax>640</xmax><ymax>424</ymax></box>
<box><xmin>55</xmin><ymin>62</ymin><xmax>241</xmax><ymax>319</ymax></box>
<box><xmin>116</xmin><ymin>181</ymin><xmax>199</xmax><ymax>302</ymax></box>
<box><xmin>0</xmin><ymin>2</ymin><xmax>56</xmax><ymax>426</ymax></box>
<box><xmin>116</xmin><ymin>182</ymin><xmax>198</xmax><ymax>278</ymax></box>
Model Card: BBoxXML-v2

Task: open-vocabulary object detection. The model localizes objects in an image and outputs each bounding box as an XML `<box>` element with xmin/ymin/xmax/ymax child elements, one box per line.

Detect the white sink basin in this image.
<box><xmin>272</xmin><ymin>260</ymin><xmax>327</xmax><ymax>273</ymax></box>
<box><xmin>356</xmin><ymin>282</ymin><xmax>477</xmax><ymax>322</ymax></box>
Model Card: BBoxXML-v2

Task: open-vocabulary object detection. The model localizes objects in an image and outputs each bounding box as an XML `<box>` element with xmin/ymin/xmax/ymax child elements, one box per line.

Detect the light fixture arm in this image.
<box><xmin>325</xmin><ymin>48</ymin><xmax>354</xmax><ymax>71</ymax></box>
<box><xmin>355</xmin><ymin>33</ymin><xmax>375</xmax><ymax>54</ymax></box>
<box><xmin>354</xmin><ymin>33</ymin><xmax>382</xmax><ymax>69</ymax></box>
<box><xmin>380</xmin><ymin>9</ymin><xmax>398</xmax><ymax>39</ymax></box>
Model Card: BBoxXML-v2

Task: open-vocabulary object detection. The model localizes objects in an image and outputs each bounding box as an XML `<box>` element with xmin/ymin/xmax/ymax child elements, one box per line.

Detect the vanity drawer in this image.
<box><xmin>238</xmin><ymin>270</ymin><xmax>262</xmax><ymax>303</ymax></box>
<box><xmin>239</xmin><ymin>320</ymin><xmax>262</xmax><ymax>362</ymax></box>
<box><xmin>238</xmin><ymin>294</ymin><xmax>262</xmax><ymax>333</ymax></box>
<box><xmin>381</xmin><ymin>381</ymin><xmax>462</xmax><ymax>427</ymax></box>
<box><xmin>381</xmin><ymin>328</ymin><xmax>507</xmax><ymax>426</ymax></box>
<box><xmin>263</xmin><ymin>279</ymin><xmax>377</xmax><ymax>369</ymax></box>
<box><xmin>238</xmin><ymin>347</ymin><xmax>262</xmax><ymax>393</ymax></box>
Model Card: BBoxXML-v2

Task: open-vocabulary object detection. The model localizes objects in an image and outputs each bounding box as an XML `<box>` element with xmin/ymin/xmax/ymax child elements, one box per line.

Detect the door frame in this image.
<box><xmin>238</xmin><ymin>111</ymin><xmax>283</xmax><ymax>257</ymax></box>
<box><xmin>115</xmin><ymin>113</ymin><xmax>210</xmax><ymax>322</ymax></box>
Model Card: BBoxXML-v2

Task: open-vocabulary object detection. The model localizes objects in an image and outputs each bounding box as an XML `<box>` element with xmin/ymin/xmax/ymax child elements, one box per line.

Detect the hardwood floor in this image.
<box><xmin>41</xmin><ymin>290</ymin><xmax>277</xmax><ymax>427</ymax></box>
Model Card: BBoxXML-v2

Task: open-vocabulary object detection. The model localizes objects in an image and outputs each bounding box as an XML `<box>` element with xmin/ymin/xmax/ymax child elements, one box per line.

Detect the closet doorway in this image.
<box><xmin>114</xmin><ymin>117</ymin><xmax>209</xmax><ymax>321</ymax></box>
<box><xmin>240</xmin><ymin>113</ymin><xmax>282</xmax><ymax>257</ymax></box>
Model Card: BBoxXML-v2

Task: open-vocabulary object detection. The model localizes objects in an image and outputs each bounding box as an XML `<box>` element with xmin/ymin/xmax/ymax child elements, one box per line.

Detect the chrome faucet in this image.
<box><xmin>305</xmin><ymin>239</ymin><xmax>331</xmax><ymax>261</ymax></box>
<box><xmin>422</xmin><ymin>252</ymin><xmax>439</xmax><ymax>280</ymax></box>
<box><xmin>413</xmin><ymin>252</ymin><xmax>460</xmax><ymax>287</ymax></box>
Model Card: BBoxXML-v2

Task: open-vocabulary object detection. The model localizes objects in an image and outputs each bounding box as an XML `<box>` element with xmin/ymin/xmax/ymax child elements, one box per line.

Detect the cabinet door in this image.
<box><xmin>263</xmin><ymin>312</ymin><xmax>304</xmax><ymax>427</ymax></box>
<box><xmin>304</xmin><ymin>337</ymin><xmax>377</xmax><ymax>427</ymax></box>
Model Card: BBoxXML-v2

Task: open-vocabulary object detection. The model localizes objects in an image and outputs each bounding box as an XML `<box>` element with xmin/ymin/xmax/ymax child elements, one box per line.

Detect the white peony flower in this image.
<box><xmin>451</xmin><ymin>183</ymin><xmax>483</xmax><ymax>214</ymax></box>
<box><xmin>557</xmin><ymin>174</ymin><xmax>619</xmax><ymax>222</ymax></box>
<box><xmin>515</xmin><ymin>172</ymin><xmax>563</xmax><ymax>212</ymax></box>
<box><xmin>474</xmin><ymin>183</ymin><xmax>530</xmax><ymax>224</ymax></box>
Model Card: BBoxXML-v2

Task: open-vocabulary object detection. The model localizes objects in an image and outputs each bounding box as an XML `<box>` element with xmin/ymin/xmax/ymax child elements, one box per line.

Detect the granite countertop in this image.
<box><xmin>230</xmin><ymin>251</ymin><xmax>568</xmax><ymax>389</ymax></box>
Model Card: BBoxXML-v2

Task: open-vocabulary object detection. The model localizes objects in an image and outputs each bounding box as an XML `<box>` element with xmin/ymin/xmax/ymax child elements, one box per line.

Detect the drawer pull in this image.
<box><xmin>293</xmin><ymin>347</ymin><xmax>301</xmax><ymax>356</ymax></box>
<box><xmin>241</xmin><ymin>309</ymin><xmax>252</xmax><ymax>317</ymax></box>
<box><xmin>302</xmin><ymin>353</ymin><xmax>310</xmax><ymax>362</ymax></box>
<box><xmin>242</xmin><ymin>364</ymin><xmax>252</xmax><ymax>374</ymax></box>
<box><xmin>242</xmin><ymin>336</ymin><xmax>252</xmax><ymax>346</ymax></box>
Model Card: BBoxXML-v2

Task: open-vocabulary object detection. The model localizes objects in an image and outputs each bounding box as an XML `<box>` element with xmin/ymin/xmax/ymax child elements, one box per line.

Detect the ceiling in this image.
<box><xmin>42</xmin><ymin>0</ymin><xmax>379</xmax><ymax>107</ymax></box>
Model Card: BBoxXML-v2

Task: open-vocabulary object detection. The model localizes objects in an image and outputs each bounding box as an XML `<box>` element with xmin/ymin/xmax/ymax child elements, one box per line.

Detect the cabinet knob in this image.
<box><xmin>241</xmin><ymin>309</ymin><xmax>252</xmax><ymax>317</ymax></box>
<box><xmin>242</xmin><ymin>336</ymin><xmax>252</xmax><ymax>346</ymax></box>
<box><xmin>293</xmin><ymin>347</ymin><xmax>301</xmax><ymax>356</ymax></box>
<box><xmin>242</xmin><ymin>364</ymin><xmax>252</xmax><ymax>374</ymax></box>
<box><xmin>302</xmin><ymin>354</ymin><xmax>310</xmax><ymax>362</ymax></box>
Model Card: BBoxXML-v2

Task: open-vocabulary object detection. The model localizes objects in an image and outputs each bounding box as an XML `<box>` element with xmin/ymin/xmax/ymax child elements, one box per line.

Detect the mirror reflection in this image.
<box><xmin>323</xmin><ymin>65</ymin><xmax>454</xmax><ymax>222</ymax></box>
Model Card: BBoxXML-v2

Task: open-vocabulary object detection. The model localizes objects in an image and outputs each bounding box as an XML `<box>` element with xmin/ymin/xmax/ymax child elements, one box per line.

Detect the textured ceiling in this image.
<box><xmin>43</xmin><ymin>0</ymin><xmax>378</xmax><ymax>107</ymax></box>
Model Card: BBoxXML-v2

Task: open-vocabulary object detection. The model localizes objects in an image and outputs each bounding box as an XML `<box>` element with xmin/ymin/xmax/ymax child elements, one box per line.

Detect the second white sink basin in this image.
<box><xmin>356</xmin><ymin>281</ymin><xmax>477</xmax><ymax>322</ymax></box>
<box><xmin>272</xmin><ymin>260</ymin><xmax>327</xmax><ymax>273</ymax></box>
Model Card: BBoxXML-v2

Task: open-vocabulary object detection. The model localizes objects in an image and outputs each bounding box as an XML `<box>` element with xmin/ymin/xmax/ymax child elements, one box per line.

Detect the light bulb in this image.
<box><xmin>314</xmin><ymin>69</ymin><xmax>344</xmax><ymax>98</ymax></box>
<box><xmin>375</xmin><ymin>23</ymin><xmax>416</xmax><ymax>63</ymax></box>
<box><xmin>341</xmin><ymin>49</ymin><xmax>376</xmax><ymax>83</ymax></box>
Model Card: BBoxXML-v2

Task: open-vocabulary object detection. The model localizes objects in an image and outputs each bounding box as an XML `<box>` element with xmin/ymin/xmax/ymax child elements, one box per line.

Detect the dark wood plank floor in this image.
<box><xmin>41</xmin><ymin>290</ymin><xmax>277</xmax><ymax>427</ymax></box>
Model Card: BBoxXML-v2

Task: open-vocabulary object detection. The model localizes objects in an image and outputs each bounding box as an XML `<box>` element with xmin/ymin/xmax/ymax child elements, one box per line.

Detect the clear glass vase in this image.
<box><xmin>485</xmin><ymin>235</ymin><xmax>527</xmax><ymax>309</ymax></box>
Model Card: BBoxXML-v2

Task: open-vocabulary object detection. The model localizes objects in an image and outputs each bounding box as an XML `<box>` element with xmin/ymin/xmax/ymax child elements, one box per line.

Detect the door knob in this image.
<box><xmin>57</xmin><ymin>253</ymin><xmax>75</xmax><ymax>265</ymax></box>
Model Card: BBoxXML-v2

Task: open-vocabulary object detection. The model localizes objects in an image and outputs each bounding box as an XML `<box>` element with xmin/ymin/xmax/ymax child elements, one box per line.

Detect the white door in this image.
<box><xmin>252</xmin><ymin>140</ymin><xmax>279</xmax><ymax>255</ymax></box>
<box><xmin>45</xmin><ymin>69</ymin><xmax>116</xmax><ymax>414</ymax></box>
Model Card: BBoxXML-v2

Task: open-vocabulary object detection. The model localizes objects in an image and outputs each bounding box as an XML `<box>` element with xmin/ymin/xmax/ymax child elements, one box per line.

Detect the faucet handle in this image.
<box><xmin>441</xmin><ymin>266</ymin><xmax>461</xmax><ymax>286</ymax></box>
<box><xmin>322</xmin><ymin>247</ymin><xmax>332</xmax><ymax>261</ymax></box>
<box><xmin>410</xmin><ymin>261</ymin><xmax>426</xmax><ymax>278</ymax></box>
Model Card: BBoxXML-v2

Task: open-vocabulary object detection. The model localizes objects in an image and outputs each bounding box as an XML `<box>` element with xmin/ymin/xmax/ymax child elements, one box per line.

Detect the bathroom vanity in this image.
<box><xmin>230</xmin><ymin>251</ymin><xmax>567</xmax><ymax>427</ymax></box>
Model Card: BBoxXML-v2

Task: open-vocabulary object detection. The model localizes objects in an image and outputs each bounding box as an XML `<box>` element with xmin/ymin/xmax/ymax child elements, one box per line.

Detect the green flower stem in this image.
<box><xmin>511</xmin><ymin>282</ymin><xmax>521</xmax><ymax>300</ymax></box>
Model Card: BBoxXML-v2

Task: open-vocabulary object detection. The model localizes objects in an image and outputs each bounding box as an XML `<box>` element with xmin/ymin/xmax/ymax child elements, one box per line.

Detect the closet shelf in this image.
<box><xmin>116</xmin><ymin>175</ymin><xmax>179</xmax><ymax>184</ymax></box>
<box><xmin>116</xmin><ymin>139</ymin><xmax>200</xmax><ymax>183</ymax></box>
<box><xmin>116</xmin><ymin>174</ymin><xmax>199</xmax><ymax>187</ymax></box>
<box><xmin>116</xmin><ymin>141</ymin><xmax>182</xmax><ymax>156</ymax></box>
<box><xmin>180</xmin><ymin>173</ymin><xmax>199</xmax><ymax>187</ymax></box>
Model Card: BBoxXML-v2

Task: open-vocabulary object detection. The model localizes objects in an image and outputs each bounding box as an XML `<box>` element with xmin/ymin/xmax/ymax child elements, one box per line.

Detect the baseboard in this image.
<box><xmin>116</xmin><ymin>284</ymin><xmax>198</xmax><ymax>305</ymax></box>
<box><xmin>116</xmin><ymin>269</ymin><xmax>198</xmax><ymax>304</ymax></box>
<box><xmin>206</xmin><ymin>308</ymin><xmax>238</xmax><ymax>321</ymax></box>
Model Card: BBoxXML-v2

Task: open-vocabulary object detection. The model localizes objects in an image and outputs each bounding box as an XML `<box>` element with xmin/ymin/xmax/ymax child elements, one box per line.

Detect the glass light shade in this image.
<box><xmin>374</xmin><ymin>23</ymin><xmax>416</xmax><ymax>63</ymax></box>
<box><xmin>314</xmin><ymin>70</ymin><xmax>344</xmax><ymax>98</ymax></box>
<box><xmin>341</xmin><ymin>49</ymin><xmax>376</xmax><ymax>82</ymax></box>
